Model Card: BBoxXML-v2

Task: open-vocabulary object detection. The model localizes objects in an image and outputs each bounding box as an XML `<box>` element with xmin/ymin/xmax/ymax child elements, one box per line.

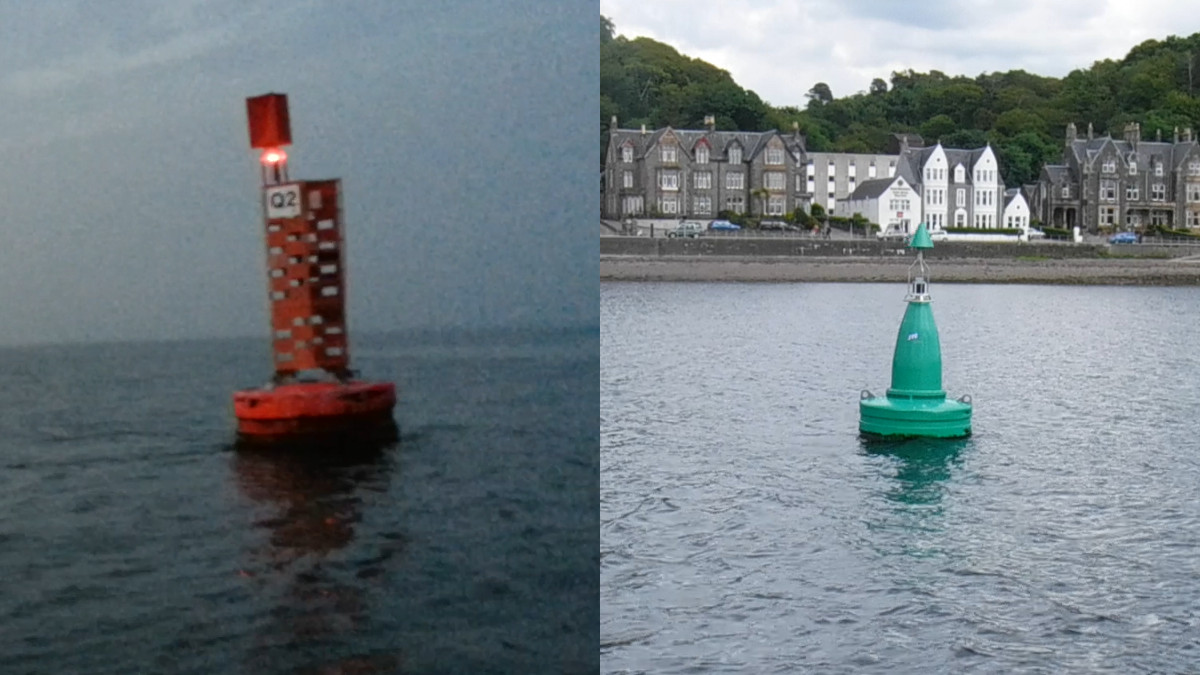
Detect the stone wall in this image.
<box><xmin>596</xmin><ymin>236</ymin><xmax>1158</xmax><ymax>259</ymax></box>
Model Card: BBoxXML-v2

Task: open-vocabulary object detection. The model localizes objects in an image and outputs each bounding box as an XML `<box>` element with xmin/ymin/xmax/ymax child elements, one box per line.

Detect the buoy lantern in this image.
<box><xmin>233</xmin><ymin>93</ymin><xmax>397</xmax><ymax>445</ymax></box>
<box><xmin>859</xmin><ymin>223</ymin><xmax>972</xmax><ymax>439</ymax></box>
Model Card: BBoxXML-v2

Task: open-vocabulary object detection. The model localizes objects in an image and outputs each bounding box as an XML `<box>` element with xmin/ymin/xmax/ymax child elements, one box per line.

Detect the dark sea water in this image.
<box><xmin>602</xmin><ymin>281</ymin><xmax>1200</xmax><ymax>674</ymax></box>
<box><xmin>0</xmin><ymin>326</ymin><xmax>598</xmax><ymax>674</ymax></box>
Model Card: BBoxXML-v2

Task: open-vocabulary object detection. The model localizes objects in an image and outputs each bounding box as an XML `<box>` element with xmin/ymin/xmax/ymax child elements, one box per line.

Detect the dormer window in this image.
<box><xmin>765</xmin><ymin>147</ymin><xmax>784</xmax><ymax>165</ymax></box>
<box><xmin>1129</xmin><ymin>161</ymin><xmax>1137</xmax><ymax>175</ymax></box>
<box><xmin>1103</xmin><ymin>159</ymin><xmax>1116</xmax><ymax>173</ymax></box>
<box><xmin>728</xmin><ymin>145</ymin><xmax>742</xmax><ymax>164</ymax></box>
<box><xmin>661</xmin><ymin>145</ymin><xmax>676</xmax><ymax>163</ymax></box>
<box><xmin>954</xmin><ymin>165</ymin><xmax>965</xmax><ymax>182</ymax></box>
<box><xmin>621</xmin><ymin>145</ymin><xmax>633</xmax><ymax>163</ymax></box>
<box><xmin>695</xmin><ymin>145</ymin><xmax>709</xmax><ymax>165</ymax></box>
<box><xmin>1189</xmin><ymin>160</ymin><xmax>1200</xmax><ymax>176</ymax></box>
<box><xmin>1155</xmin><ymin>162</ymin><xmax>1164</xmax><ymax>177</ymax></box>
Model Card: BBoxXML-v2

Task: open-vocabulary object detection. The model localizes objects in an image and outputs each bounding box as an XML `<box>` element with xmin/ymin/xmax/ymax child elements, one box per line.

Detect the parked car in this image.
<box><xmin>759</xmin><ymin>220</ymin><xmax>787</xmax><ymax>231</ymax></box>
<box><xmin>1026</xmin><ymin>227</ymin><xmax>1046</xmax><ymax>239</ymax></box>
<box><xmin>928</xmin><ymin>227</ymin><xmax>948</xmax><ymax>242</ymax></box>
<box><xmin>876</xmin><ymin>225</ymin><xmax>908</xmax><ymax>240</ymax></box>
<box><xmin>1109</xmin><ymin>231</ymin><xmax>1138</xmax><ymax>244</ymax></box>
<box><xmin>708</xmin><ymin>220</ymin><xmax>741</xmax><ymax>232</ymax></box>
<box><xmin>667</xmin><ymin>221</ymin><xmax>704</xmax><ymax>238</ymax></box>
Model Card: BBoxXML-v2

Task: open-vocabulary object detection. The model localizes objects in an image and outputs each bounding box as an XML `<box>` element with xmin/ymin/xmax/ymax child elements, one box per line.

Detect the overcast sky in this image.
<box><xmin>0</xmin><ymin>1</ymin><xmax>594</xmax><ymax>345</ymax></box>
<box><xmin>602</xmin><ymin>0</ymin><xmax>1200</xmax><ymax>107</ymax></box>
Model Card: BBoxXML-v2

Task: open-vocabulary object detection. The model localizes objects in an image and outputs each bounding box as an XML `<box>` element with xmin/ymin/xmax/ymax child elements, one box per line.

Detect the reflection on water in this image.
<box><xmin>232</xmin><ymin>437</ymin><xmax>403</xmax><ymax>673</ymax></box>
<box><xmin>862</xmin><ymin>437</ymin><xmax>970</xmax><ymax>507</ymax></box>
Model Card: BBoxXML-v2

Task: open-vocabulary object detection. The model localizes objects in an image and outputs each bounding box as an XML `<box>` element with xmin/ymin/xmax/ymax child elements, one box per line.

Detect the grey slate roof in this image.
<box><xmin>610</xmin><ymin>126</ymin><xmax>806</xmax><ymax>163</ymax></box>
<box><xmin>848</xmin><ymin>176</ymin><xmax>902</xmax><ymax>200</ymax></box>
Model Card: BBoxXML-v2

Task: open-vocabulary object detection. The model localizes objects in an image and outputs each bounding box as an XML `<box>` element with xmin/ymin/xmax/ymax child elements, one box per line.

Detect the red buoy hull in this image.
<box><xmin>233</xmin><ymin>381</ymin><xmax>397</xmax><ymax>443</ymax></box>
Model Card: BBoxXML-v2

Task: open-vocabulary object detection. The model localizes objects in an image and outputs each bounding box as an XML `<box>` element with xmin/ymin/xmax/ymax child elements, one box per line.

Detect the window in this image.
<box><xmin>869</xmin><ymin>162</ymin><xmax>877</xmax><ymax>179</ymax></box>
<box><xmin>828</xmin><ymin>160</ymin><xmax>836</xmax><ymax>173</ymax></box>
<box><xmin>693</xmin><ymin>171</ymin><xmax>712</xmax><ymax>190</ymax></box>
<box><xmin>1190</xmin><ymin>161</ymin><xmax>1200</xmax><ymax>176</ymax></box>
<box><xmin>1061</xmin><ymin>185</ymin><xmax>1070</xmax><ymax>198</ymax></box>
<box><xmin>1188</xmin><ymin>211</ymin><xmax>1200</xmax><ymax>227</ymax></box>
<box><xmin>766</xmin><ymin>148</ymin><xmax>784</xmax><ymax>165</ymax></box>
<box><xmin>955</xmin><ymin>211</ymin><xmax>966</xmax><ymax>226</ymax></box>
<box><xmin>1152</xmin><ymin>183</ymin><xmax>1166</xmax><ymax>201</ymax></box>
<box><xmin>1128</xmin><ymin>162</ymin><xmax>1137</xmax><ymax>175</ymax></box>
<box><xmin>1152</xmin><ymin>212</ymin><xmax>1168</xmax><ymax>226</ymax></box>
<box><xmin>954</xmin><ymin>166</ymin><xmax>964</xmax><ymax>182</ymax></box>
<box><xmin>661</xmin><ymin>145</ymin><xmax>676</xmax><ymax>163</ymax></box>
<box><xmin>728</xmin><ymin>146</ymin><xmax>742</xmax><ymax>164</ymax></box>
<box><xmin>807</xmin><ymin>177</ymin><xmax>815</xmax><ymax>192</ymax></box>
<box><xmin>796</xmin><ymin>174</ymin><xmax>803</xmax><ymax>192</ymax></box>
<box><xmin>726</xmin><ymin>172</ymin><xmax>744</xmax><ymax>190</ymax></box>
<box><xmin>660</xmin><ymin>171</ymin><xmax>679</xmax><ymax>191</ymax></box>
<box><xmin>1126</xmin><ymin>186</ymin><xmax>1139</xmax><ymax>201</ymax></box>
<box><xmin>888</xmin><ymin>161</ymin><xmax>896</xmax><ymax>177</ymax></box>
<box><xmin>623</xmin><ymin>171</ymin><xmax>633</xmax><ymax>189</ymax></box>
<box><xmin>1189</xmin><ymin>185</ymin><xmax>1200</xmax><ymax>203</ymax></box>
<box><xmin>767</xmin><ymin>196</ymin><xmax>786</xmax><ymax>215</ymax></box>
<box><xmin>622</xmin><ymin>195</ymin><xmax>644</xmax><ymax>214</ymax></box>
<box><xmin>725</xmin><ymin>195</ymin><xmax>744</xmax><ymax>214</ymax></box>
<box><xmin>1128</xmin><ymin>214</ymin><xmax>1141</xmax><ymax>227</ymax></box>
<box><xmin>695</xmin><ymin>145</ymin><xmax>709</xmax><ymax>165</ymax></box>
<box><xmin>1100</xmin><ymin>180</ymin><xmax>1117</xmax><ymax>201</ymax></box>
<box><xmin>1100</xmin><ymin>206</ymin><xmax>1116</xmax><ymax>225</ymax></box>
<box><xmin>1155</xmin><ymin>163</ymin><xmax>1164</xmax><ymax>177</ymax></box>
<box><xmin>957</xmin><ymin>188</ymin><xmax>965</xmax><ymax>205</ymax></box>
<box><xmin>658</xmin><ymin>196</ymin><xmax>678</xmax><ymax>214</ymax></box>
<box><xmin>765</xmin><ymin>172</ymin><xmax>785</xmax><ymax>190</ymax></box>
<box><xmin>621</xmin><ymin>145</ymin><xmax>633</xmax><ymax>163</ymax></box>
<box><xmin>1102</xmin><ymin>159</ymin><xmax>1116</xmax><ymax>173</ymax></box>
<box><xmin>693</xmin><ymin>196</ymin><xmax>712</xmax><ymax>215</ymax></box>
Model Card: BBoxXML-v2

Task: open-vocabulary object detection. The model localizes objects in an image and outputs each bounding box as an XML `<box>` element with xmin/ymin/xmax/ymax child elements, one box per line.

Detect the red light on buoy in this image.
<box><xmin>261</xmin><ymin>148</ymin><xmax>287</xmax><ymax>165</ymax></box>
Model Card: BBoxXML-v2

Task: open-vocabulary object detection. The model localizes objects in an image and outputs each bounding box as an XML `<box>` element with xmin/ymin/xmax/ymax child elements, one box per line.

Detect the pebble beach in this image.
<box><xmin>600</xmin><ymin>255</ymin><xmax>1200</xmax><ymax>285</ymax></box>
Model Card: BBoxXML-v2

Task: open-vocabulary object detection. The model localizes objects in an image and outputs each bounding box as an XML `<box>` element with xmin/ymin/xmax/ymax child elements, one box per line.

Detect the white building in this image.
<box><xmin>836</xmin><ymin>175</ymin><xmax>922</xmax><ymax>234</ymax></box>
<box><xmin>804</xmin><ymin>151</ymin><xmax>899</xmax><ymax>215</ymax></box>
<box><xmin>896</xmin><ymin>143</ymin><xmax>1004</xmax><ymax>229</ymax></box>
<box><xmin>1003</xmin><ymin>188</ymin><xmax>1030</xmax><ymax>231</ymax></box>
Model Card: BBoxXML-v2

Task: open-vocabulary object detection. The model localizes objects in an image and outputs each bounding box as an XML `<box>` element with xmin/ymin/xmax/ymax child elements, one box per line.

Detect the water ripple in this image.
<box><xmin>603</xmin><ymin>282</ymin><xmax>1200</xmax><ymax>673</ymax></box>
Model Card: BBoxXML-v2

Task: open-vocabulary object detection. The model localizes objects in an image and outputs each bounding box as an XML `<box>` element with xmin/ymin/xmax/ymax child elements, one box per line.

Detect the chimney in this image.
<box><xmin>1175</xmin><ymin>126</ymin><xmax>1180</xmax><ymax>143</ymax></box>
<box><xmin>792</xmin><ymin>121</ymin><xmax>800</xmax><ymax>135</ymax></box>
<box><xmin>1088</xmin><ymin>122</ymin><xmax>1094</xmax><ymax>140</ymax></box>
<box><xmin>1066</xmin><ymin>122</ymin><xmax>1076</xmax><ymax>143</ymax></box>
<box><xmin>1124</xmin><ymin>122</ymin><xmax>1140</xmax><ymax>148</ymax></box>
<box><xmin>1187</xmin><ymin>127</ymin><xmax>1194</xmax><ymax>143</ymax></box>
<box><xmin>703</xmin><ymin>114</ymin><xmax>715</xmax><ymax>132</ymax></box>
<box><xmin>640</xmin><ymin>123</ymin><xmax>646</xmax><ymax>136</ymax></box>
<box><xmin>611</xmin><ymin>115</ymin><xmax>618</xmax><ymax>129</ymax></box>
<box><xmin>1156</xmin><ymin>128</ymin><xmax>1162</xmax><ymax>142</ymax></box>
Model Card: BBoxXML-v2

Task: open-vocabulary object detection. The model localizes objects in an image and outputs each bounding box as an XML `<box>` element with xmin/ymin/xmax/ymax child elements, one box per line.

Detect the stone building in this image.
<box><xmin>601</xmin><ymin>116</ymin><xmax>807</xmax><ymax>221</ymax></box>
<box><xmin>1033</xmin><ymin>122</ymin><xmax>1200</xmax><ymax>232</ymax></box>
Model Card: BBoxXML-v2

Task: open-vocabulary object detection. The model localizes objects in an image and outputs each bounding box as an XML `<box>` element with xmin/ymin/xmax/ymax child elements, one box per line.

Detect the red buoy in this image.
<box><xmin>233</xmin><ymin>94</ymin><xmax>397</xmax><ymax>445</ymax></box>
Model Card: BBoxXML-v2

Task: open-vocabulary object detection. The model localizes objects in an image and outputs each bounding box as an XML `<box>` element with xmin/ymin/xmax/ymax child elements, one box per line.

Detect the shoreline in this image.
<box><xmin>600</xmin><ymin>255</ymin><xmax>1200</xmax><ymax>285</ymax></box>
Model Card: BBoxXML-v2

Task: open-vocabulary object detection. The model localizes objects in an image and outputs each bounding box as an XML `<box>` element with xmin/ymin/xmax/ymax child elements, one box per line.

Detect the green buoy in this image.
<box><xmin>859</xmin><ymin>223</ymin><xmax>972</xmax><ymax>439</ymax></box>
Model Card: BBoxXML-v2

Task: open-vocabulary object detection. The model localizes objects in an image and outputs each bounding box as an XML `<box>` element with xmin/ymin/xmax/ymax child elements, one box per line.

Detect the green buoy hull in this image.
<box><xmin>859</xmin><ymin>395</ymin><xmax>972</xmax><ymax>439</ymax></box>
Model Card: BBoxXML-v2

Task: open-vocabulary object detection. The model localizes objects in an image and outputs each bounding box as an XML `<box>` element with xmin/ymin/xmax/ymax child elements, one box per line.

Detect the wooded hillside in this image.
<box><xmin>601</xmin><ymin>16</ymin><xmax>1200</xmax><ymax>187</ymax></box>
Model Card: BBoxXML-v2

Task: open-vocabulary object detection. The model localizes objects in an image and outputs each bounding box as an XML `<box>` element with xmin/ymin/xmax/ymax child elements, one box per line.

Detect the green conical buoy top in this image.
<box><xmin>909</xmin><ymin>222</ymin><xmax>934</xmax><ymax>249</ymax></box>
<box><xmin>888</xmin><ymin>302</ymin><xmax>944</xmax><ymax>397</ymax></box>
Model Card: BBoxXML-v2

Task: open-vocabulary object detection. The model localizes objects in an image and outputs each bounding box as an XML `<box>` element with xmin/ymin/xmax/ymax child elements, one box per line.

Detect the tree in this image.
<box><xmin>807</xmin><ymin>82</ymin><xmax>833</xmax><ymax>107</ymax></box>
<box><xmin>869</xmin><ymin>78</ymin><xmax>888</xmax><ymax>95</ymax></box>
<box><xmin>919</xmin><ymin>114</ymin><xmax>957</xmax><ymax>142</ymax></box>
<box><xmin>601</xmin><ymin>15</ymin><xmax>614</xmax><ymax>43</ymax></box>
